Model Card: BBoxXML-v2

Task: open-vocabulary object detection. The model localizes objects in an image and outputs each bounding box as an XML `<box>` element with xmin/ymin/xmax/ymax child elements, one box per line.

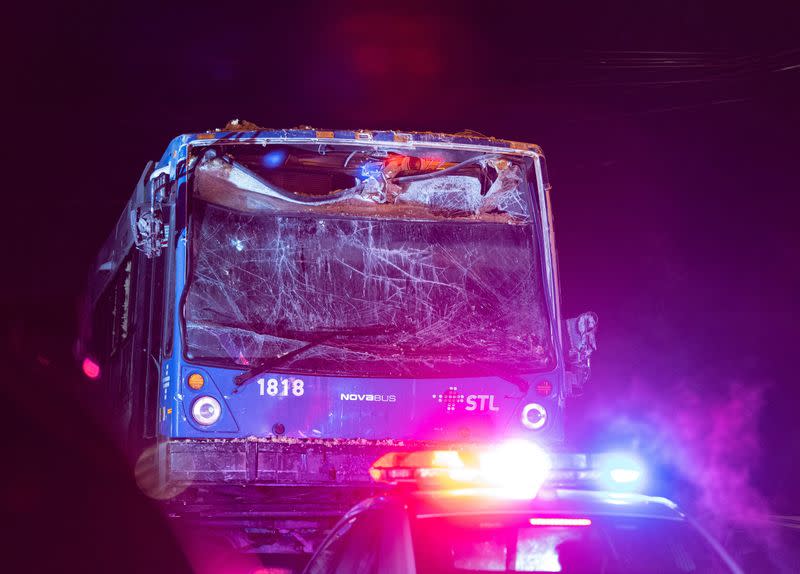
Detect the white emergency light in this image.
<box><xmin>369</xmin><ymin>440</ymin><xmax>552</xmax><ymax>500</ymax></box>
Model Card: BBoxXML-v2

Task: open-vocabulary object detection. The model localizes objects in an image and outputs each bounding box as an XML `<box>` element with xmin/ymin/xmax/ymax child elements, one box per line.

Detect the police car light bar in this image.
<box><xmin>369</xmin><ymin>440</ymin><xmax>552</xmax><ymax>500</ymax></box>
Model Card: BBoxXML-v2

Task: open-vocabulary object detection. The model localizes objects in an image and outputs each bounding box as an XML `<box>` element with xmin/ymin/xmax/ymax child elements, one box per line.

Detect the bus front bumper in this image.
<box><xmin>160</xmin><ymin>437</ymin><xmax>414</xmax><ymax>486</ymax></box>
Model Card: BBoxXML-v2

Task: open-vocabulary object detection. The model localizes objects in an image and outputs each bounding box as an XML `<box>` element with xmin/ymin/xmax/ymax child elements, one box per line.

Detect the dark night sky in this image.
<box><xmin>5</xmin><ymin>2</ymin><xmax>800</xmax><ymax>571</ymax></box>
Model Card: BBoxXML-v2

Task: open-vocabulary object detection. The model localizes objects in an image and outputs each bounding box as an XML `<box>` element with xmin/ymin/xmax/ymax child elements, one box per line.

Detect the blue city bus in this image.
<box><xmin>79</xmin><ymin>121</ymin><xmax>597</xmax><ymax>492</ymax></box>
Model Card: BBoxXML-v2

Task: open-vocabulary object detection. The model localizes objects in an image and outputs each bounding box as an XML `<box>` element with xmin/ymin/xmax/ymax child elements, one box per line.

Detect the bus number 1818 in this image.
<box><xmin>257</xmin><ymin>377</ymin><xmax>305</xmax><ymax>397</ymax></box>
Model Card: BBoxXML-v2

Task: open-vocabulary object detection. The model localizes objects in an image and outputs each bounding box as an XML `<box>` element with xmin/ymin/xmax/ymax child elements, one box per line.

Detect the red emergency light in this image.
<box><xmin>529</xmin><ymin>517</ymin><xmax>592</xmax><ymax>527</ymax></box>
<box><xmin>82</xmin><ymin>357</ymin><xmax>100</xmax><ymax>380</ymax></box>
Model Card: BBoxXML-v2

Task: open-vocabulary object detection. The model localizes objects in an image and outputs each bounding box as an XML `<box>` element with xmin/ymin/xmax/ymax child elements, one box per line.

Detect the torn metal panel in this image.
<box><xmin>193</xmin><ymin>147</ymin><xmax>531</xmax><ymax>222</ymax></box>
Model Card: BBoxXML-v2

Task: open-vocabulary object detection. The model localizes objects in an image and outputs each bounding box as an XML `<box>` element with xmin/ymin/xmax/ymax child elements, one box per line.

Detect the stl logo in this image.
<box><xmin>433</xmin><ymin>386</ymin><xmax>465</xmax><ymax>413</ymax></box>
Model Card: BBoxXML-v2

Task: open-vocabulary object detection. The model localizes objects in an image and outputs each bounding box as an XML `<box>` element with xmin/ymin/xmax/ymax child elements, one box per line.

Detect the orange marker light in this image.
<box><xmin>187</xmin><ymin>373</ymin><xmax>205</xmax><ymax>390</ymax></box>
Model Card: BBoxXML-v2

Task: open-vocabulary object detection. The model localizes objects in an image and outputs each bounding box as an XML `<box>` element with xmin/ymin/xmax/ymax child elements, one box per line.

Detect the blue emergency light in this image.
<box><xmin>598</xmin><ymin>452</ymin><xmax>646</xmax><ymax>490</ymax></box>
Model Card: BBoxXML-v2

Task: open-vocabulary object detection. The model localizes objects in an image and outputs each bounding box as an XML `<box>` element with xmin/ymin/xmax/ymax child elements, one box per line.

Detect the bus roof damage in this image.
<box><xmin>194</xmin><ymin>149</ymin><xmax>531</xmax><ymax>222</ymax></box>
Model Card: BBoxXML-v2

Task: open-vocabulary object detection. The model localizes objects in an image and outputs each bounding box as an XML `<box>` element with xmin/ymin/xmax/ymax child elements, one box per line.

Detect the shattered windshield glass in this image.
<box><xmin>183</xmin><ymin>143</ymin><xmax>555</xmax><ymax>377</ymax></box>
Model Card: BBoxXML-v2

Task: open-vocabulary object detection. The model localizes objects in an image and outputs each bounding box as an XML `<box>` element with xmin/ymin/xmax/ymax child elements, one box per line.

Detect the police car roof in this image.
<box><xmin>359</xmin><ymin>488</ymin><xmax>686</xmax><ymax>522</ymax></box>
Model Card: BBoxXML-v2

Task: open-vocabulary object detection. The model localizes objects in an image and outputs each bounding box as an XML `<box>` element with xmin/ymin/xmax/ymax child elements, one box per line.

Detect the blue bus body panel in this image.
<box><xmin>152</xmin><ymin>127</ymin><xmax>564</xmax><ymax>446</ymax></box>
<box><xmin>170</xmin><ymin>363</ymin><xmax>563</xmax><ymax>442</ymax></box>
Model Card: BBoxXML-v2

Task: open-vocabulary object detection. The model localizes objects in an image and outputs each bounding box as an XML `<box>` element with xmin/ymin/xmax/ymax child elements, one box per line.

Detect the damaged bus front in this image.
<box><xmin>81</xmin><ymin>125</ymin><xmax>596</xmax><ymax>490</ymax></box>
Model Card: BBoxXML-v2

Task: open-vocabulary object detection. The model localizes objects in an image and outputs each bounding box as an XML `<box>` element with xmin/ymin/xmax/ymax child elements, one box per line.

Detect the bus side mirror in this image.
<box><xmin>130</xmin><ymin>165</ymin><xmax>169</xmax><ymax>259</ymax></box>
<box><xmin>131</xmin><ymin>204</ymin><xmax>165</xmax><ymax>258</ymax></box>
<box><xmin>563</xmin><ymin>312</ymin><xmax>598</xmax><ymax>397</ymax></box>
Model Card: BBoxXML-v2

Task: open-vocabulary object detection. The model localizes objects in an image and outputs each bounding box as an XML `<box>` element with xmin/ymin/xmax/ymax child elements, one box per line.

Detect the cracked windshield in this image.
<box><xmin>184</xmin><ymin>143</ymin><xmax>555</xmax><ymax>377</ymax></box>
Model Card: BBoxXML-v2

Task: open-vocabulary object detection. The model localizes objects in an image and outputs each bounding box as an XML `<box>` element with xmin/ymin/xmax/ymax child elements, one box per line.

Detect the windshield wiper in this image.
<box><xmin>232</xmin><ymin>324</ymin><xmax>398</xmax><ymax>392</ymax></box>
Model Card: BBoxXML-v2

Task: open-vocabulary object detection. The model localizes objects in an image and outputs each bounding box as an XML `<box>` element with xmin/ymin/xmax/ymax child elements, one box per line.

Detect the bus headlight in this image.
<box><xmin>191</xmin><ymin>396</ymin><xmax>221</xmax><ymax>426</ymax></box>
<box><xmin>521</xmin><ymin>403</ymin><xmax>547</xmax><ymax>430</ymax></box>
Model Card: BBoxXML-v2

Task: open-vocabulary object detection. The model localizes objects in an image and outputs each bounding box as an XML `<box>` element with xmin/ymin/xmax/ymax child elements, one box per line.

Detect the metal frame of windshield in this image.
<box><xmin>535</xmin><ymin>154</ymin><xmax>566</xmax><ymax>381</ymax></box>
<box><xmin>177</xmin><ymin>139</ymin><xmax>562</xmax><ymax>378</ymax></box>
